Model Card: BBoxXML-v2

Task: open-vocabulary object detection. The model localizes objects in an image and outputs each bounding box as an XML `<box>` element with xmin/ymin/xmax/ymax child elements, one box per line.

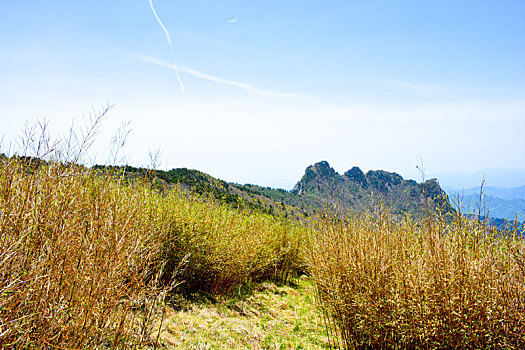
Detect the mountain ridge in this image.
<box><xmin>104</xmin><ymin>160</ymin><xmax>454</xmax><ymax>220</ymax></box>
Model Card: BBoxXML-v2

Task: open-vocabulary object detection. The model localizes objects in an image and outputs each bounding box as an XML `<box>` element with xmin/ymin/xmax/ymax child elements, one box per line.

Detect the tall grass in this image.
<box><xmin>0</xmin><ymin>118</ymin><xmax>305</xmax><ymax>348</ymax></box>
<box><xmin>0</xmin><ymin>156</ymin><xmax>176</xmax><ymax>347</ymax></box>
<box><xmin>308</xmin><ymin>209</ymin><xmax>525</xmax><ymax>349</ymax></box>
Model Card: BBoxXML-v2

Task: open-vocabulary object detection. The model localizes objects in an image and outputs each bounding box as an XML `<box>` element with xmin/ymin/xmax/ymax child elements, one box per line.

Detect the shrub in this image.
<box><xmin>155</xmin><ymin>189</ymin><xmax>305</xmax><ymax>296</ymax></box>
<box><xmin>0</xmin><ymin>158</ymin><xmax>173</xmax><ymax>348</ymax></box>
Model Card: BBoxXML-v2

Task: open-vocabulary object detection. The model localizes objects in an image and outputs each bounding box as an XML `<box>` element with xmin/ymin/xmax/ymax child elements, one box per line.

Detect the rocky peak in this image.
<box><xmin>305</xmin><ymin>161</ymin><xmax>337</xmax><ymax>179</ymax></box>
<box><xmin>344</xmin><ymin>166</ymin><xmax>368</xmax><ymax>187</ymax></box>
<box><xmin>291</xmin><ymin>160</ymin><xmax>454</xmax><ymax>217</ymax></box>
<box><xmin>292</xmin><ymin>161</ymin><xmax>337</xmax><ymax>194</ymax></box>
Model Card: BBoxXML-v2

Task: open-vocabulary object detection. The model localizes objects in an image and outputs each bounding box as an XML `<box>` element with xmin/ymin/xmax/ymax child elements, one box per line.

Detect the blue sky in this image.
<box><xmin>1</xmin><ymin>0</ymin><xmax>524</xmax><ymax>188</ymax></box>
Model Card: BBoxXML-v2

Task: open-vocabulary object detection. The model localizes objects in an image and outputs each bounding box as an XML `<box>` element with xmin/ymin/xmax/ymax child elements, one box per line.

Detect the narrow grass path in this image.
<box><xmin>156</xmin><ymin>277</ymin><xmax>331</xmax><ymax>349</ymax></box>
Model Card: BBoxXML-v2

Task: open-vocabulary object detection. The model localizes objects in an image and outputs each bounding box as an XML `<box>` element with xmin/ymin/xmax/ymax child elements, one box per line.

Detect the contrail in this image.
<box><xmin>148</xmin><ymin>0</ymin><xmax>186</xmax><ymax>94</ymax></box>
<box><xmin>136</xmin><ymin>54</ymin><xmax>312</xmax><ymax>101</ymax></box>
<box><xmin>148</xmin><ymin>0</ymin><xmax>171</xmax><ymax>45</ymax></box>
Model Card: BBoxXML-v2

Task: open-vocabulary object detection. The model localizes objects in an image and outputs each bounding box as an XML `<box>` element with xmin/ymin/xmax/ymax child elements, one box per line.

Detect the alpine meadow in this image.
<box><xmin>2</xmin><ymin>1</ymin><xmax>525</xmax><ymax>349</ymax></box>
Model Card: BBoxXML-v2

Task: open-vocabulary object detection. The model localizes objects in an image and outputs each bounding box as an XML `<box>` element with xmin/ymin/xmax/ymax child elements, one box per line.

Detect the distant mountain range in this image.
<box><xmin>445</xmin><ymin>185</ymin><xmax>525</xmax><ymax>201</ymax></box>
<box><xmin>445</xmin><ymin>185</ymin><xmax>525</xmax><ymax>223</ymax></box>
<box><xmin>431</xmin><ymin>169</ymin><xmax>525</xmax><ymax>189</ymax></box>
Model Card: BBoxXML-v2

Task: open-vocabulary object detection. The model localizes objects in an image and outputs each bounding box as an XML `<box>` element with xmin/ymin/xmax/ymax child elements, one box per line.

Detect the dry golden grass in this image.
<box><xmin>159</xmin><ymin>192</ymin><xmax>304</xmax><ymax>296</ymax></box>
<box><xmin>0</xmin><ymin>157</ymin><xmax>174</xmax><ymax>348</ymax></box>
<box><xmin>308</xmin><ymin>209</ymin><xmax>525</xmax><ymax>349</ymax></box>
<box><xmin>12</xmin><ymin>112</ymin><xmax>523</xmax><ymax>349</ymax></box>
<box><xmin>0</xmin><ymin>117</ymin><xmax>305</xmax><ymax>348</ymax></box>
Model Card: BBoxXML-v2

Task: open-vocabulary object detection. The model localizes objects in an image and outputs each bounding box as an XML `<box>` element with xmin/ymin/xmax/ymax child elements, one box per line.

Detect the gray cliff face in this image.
<box><xmin>292</xmin><ymin>181</ymin><xmax>302</xmax><ymax>194</ymax></box>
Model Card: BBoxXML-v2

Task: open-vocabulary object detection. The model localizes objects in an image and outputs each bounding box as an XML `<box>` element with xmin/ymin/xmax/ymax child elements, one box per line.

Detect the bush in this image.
<box><xmin>0</xmin><ymin>158</ymin><xmax>173</xmax><ymax>348</ymax></box>
<box><xmin>155</xmin><ymin>189</ymin><xmax>305</xmax><ymax>296</ymax></box>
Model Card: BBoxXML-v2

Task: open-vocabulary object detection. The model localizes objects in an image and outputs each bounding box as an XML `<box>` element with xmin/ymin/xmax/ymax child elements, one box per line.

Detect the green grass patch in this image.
<box><xmin>155</xmin><ymin>277</ymin><xmax>330</xmax><ymax>349</ymax></box>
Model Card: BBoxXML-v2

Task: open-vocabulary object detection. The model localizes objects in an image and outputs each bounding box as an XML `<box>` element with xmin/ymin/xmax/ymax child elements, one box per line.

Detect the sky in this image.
<box><xmin>1</xmin><ymin>0</ymin><xmax>524</xmax><ymax>189</ymax></box>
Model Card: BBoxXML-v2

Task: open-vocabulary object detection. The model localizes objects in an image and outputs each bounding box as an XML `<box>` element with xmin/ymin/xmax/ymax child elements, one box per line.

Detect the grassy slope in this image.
<box><xmin>5</xmin><ymin>155</ymin><xmax>523</xmax><ymax>349</ymax></box>
<box><xmin>156</xmin><ymin>277</ymin><xmax>330</xmax><ymax>349</ymax></box>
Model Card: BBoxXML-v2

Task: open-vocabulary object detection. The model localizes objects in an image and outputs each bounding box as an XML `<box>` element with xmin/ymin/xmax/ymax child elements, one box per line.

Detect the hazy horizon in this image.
<box><xmin>1</xmin><ymin>1</ymin><xmax>524</xmax><ymax>189</ymax></box>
